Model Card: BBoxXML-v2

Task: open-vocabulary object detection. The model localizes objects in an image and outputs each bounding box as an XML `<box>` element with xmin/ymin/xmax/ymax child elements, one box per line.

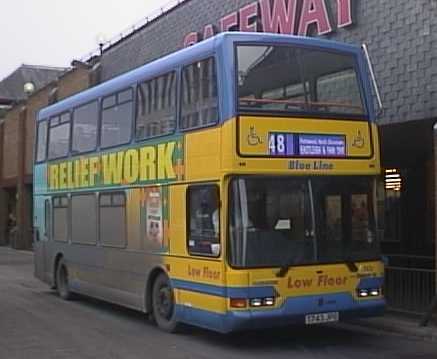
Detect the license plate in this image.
<box><xmin>305</xmin><ymin>312</ymin><xmax>339</xmax><ymax>325</ymax></box>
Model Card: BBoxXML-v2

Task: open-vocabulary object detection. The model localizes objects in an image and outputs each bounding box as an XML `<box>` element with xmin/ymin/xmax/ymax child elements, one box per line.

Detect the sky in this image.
<box><xmin>0</xmin><ymin>0</ymin><xmax>172</xmax><ymax>80</ymax></box>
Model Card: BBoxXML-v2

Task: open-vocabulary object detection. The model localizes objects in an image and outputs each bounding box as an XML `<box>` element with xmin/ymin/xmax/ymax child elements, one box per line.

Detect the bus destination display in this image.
<box><xmin>269</xmin><ymin>133</ymin><xmax>346</xmax><ymax>157</ymax></box>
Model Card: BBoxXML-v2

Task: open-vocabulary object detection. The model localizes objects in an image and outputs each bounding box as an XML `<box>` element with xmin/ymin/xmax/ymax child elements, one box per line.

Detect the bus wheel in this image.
<box><xmin>152</xmin><ymin>273</ymin><xmax>179</xmax><ymax>332</ymax></box>
<box><xmin>56</xmin><ymin>259</ymin><xmax>73</xmax><ymax>300</ymax></box>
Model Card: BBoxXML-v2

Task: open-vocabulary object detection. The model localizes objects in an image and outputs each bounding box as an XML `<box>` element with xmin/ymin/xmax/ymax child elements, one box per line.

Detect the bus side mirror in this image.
<box><xmin>211</xmin><ymin>243</ymin><xmax>220</xmax><ymax>256</ymax></box>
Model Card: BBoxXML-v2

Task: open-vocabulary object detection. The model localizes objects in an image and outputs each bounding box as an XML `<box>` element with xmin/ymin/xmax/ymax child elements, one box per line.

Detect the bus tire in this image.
<box><xmin>152</xmin><ymin>273</ymin><xmax>180</xmax><ymax>333</ymax></box>
<box><xmin>56</xmin><ymin>259</ymin><xmax>73</xmax><ymax>300</ymax></box>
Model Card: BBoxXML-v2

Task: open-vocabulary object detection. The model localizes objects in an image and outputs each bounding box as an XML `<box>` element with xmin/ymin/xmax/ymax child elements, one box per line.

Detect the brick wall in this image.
<box><xmin>100</xmin><ymin>0</ymin><xmax>437</xmax><ymax>125</ymax></box>
<box><xmin>57</xmin><ymin>67</ymin><xmax>90</xmax><ymax>101</ymax></box>
<box><xmin>24</xmin><ymin>88</ymin><xmax>50</xmax><ymax>176</ymax></box>
<box><xmin>2</xmin><ymin>107</ymin><xmax>20</xmax><ymax>180</ymax></box>
<box><xmin>1</xmin><ymin>66</ymin><xmax>91</xmax><ymax>181</ymax></box>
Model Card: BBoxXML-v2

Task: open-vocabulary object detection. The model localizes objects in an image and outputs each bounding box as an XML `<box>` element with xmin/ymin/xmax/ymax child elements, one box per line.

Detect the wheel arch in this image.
<box><xmin>144</xmin><ymin>265</ymin><xmax>168</xmax><ymax>313</ymax></box>
<box><xmin>52</xmin><ymin>252</ymin><xmax>64</xmax><ymax>288</ymax></box>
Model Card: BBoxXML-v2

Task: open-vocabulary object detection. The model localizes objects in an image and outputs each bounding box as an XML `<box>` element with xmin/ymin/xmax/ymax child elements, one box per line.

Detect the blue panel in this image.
<box><xmin>357</xmin><ymin>276</ymin><xmax>384</xmax><ymax>289</ymax></box>
<box><xmin>171</xmin><ymin>279</ymin><xmax>227</xmax><ymax>297</ymax></box>
<box><xmin>38</xmin><ymin>32</ymin><xmax>373</xmax><ymax>125</ymax></box>
<box><xmin>173</xmin><ymin>293</ymin><xmax>385</xmax><ymax>333</ymax></box>
<box><xmin>170</xmin><ymin>279</ymin><xmax>275</xmax><ymax>299</ymax></box>
<box><xmin>34</xmin><ymin>164</ymin><xmax>48</xmax><ymax>194</ymax></box>
<box><xmin>298</xmin><ymin>134</ymin><xmax>346</xmax><ymax>157</ymax></box>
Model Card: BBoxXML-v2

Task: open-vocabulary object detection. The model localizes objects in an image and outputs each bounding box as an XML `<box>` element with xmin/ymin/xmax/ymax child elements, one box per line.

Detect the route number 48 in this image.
<box><xmin>269</xmin><ymin>133</ymin><xmax>287</xmax><ymax>155</ymax></box>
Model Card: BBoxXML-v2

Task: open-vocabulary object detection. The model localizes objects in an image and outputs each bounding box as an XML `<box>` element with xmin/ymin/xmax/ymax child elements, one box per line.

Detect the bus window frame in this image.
<box><xmin>35</xmin><ymin>119</ymin><xmax>48</xmax><ymax>164</ymax></box>
<box><xmin>47</xmin><ymin>111</ymin><xmax>72</xmax><ymax>161</ymax></box>
<box><xmin>179</xmin><ymin>56</ymin><xmax>220</xmax><ymax>133</ymax></box>
<box><xmin>186</xmin><ymin>183</ymin><xmax>221</xmax><ymax>259</ymax></box>
<box><xmin>135</xmin><ymin>70</ymin><xmax>178</xmax><ymax>142</ymax></box>
<box><xmin>100</xmin><ymin>87</ymin><xmax>135</xmax><ymax>151</ymax></box>
<box><xmin>234</xmin><ymin>42</ymin><xmax>370</xmax><ymax>122</ymax></box>
<box><xmin>71</xmin><ymin>99</ymin><xmax>100</xmax><ymax>156</ymax></box>
<box><xmin>70</xmin><ymin>192</ymin><xmax>98</xmax><ymax>246</ymax></box>
<box><xmin>98</xmin><ymin>191</ymin><xmax>128</xmax><ymax>249</ymax></box>
<box><xmin>52</xmin><ymin>195</ymin><xmax>70</xmax><ymax>243</ymax></box>
<box><xmin>44</xmin><ymin>199</ymin><xmax>51</xmax><ymax>239</ymax></box>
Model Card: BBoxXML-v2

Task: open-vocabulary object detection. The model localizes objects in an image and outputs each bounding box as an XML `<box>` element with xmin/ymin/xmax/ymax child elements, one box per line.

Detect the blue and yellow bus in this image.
<box><xmin>34</xmin><ymin>32</ymin><xmax>384</xmax><ymax>333</ymax></box>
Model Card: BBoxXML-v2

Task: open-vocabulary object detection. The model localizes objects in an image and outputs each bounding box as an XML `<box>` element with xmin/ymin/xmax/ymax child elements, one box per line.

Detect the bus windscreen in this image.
<box><xmin>229</xmin><ymin>176</ymin><xmax>379</xmax><ymax>268</ymax></box>
<box><xmin>237</xmin><ymin>45</ymin><xmax>366</xmax><ymax>117</ymax></box>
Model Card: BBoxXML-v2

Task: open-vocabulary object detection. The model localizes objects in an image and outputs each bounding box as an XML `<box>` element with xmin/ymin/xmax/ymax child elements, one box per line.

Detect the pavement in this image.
<box><xmin>340</xmin><ymin>312</ymin><xmax>437</xmax><ymax>343</ymax></box>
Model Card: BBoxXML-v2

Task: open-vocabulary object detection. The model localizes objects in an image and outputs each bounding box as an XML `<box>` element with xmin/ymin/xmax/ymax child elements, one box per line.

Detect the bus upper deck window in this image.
<box><xmin>101</xmin><ymin>89</ymin><xmax>133</xmax><ymax>148</ymax></box>
<box><xmin>72</xmin><ymin>101</ymin><xmax>99</xmax><ymax>154</ymax></box>
<box><xmin>136</xmin><ymin>72</ymin><xmax>177</xmax><ymax>140</ymax></box>
<box><xmin>181</xmin><ymin>58</ymin><xmax>218</xmax><ymax>130</ymax></box>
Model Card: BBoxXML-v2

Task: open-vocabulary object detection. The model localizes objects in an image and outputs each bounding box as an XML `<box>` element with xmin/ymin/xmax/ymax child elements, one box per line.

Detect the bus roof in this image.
<box><xmin>38</xmin><ymin>32</ymin><xmax>364</xmax><ymax>121</ymax></box>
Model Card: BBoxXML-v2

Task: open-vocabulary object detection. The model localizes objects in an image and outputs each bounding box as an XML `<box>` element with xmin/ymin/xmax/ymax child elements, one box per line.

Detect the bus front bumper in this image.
<box><xmin>175</xmin><ymin>293</ymin><xmax>385</xmax><ymax>333</ymax></box>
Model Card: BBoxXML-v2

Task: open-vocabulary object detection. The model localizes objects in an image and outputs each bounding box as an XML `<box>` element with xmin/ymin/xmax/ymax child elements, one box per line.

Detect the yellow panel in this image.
<box><xmin>218</xmin><ymin>116</ymin><xmax>381</xmax><ymax>176</ymax></box>
<box><xmin>166</xmin><ymin>256</ymin><xmax>225</xmax><ymax>286</ymax></box>
<box><xmin>221</xmin><ymin>119</ymin><xmax>237</xmax><ymax>172</ymax></box>
<box><xmin>175</xmin><ymin>289</ymin><xmax>227</xmax><ymax>314</ymax></box>
<box><xmin>225</xmin><ymin>261</ymin><xmax>384</xmax><ymax>298</ymax></box>
<box><xmin>126</xmin><ymin>189</ymin><xmax>142</xmax><ymax>250</ymax></box>
<box><xmin>239</xmin><ymin>116</ymin><xmax>373</xmax><ymax>157</ymax></box>
<box><xmin>168</xmin><ymin>185</ymin><xmax>187</xmax><ymax>256</ymax></box>
<box><xmin>225</xmin><ymin>270</ymin><xmax>249</xmax><ymax>287</ymax></box>
<box><xmin>185</xmin><ymin>127</ymin><xmax>221</xmax><ymax>180</ymax></box>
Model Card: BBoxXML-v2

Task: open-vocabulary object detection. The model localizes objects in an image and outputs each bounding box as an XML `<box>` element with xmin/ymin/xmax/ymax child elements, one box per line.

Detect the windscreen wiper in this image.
<box><xmin>276</xmin><ymin>260</ymin><xmax>294</xmax><ymax>278</ymax></box>
<box><xmin>344</xmin><ymin>258</ymin><xmax>358</xmax><ymax>272</ymax></box>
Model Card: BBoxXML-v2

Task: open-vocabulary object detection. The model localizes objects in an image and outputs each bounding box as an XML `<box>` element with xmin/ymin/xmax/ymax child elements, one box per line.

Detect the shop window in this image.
<box><xmin>136</xmin><ymin>72</ymin><xmax>177</xmax><ymax>139</ymax></box>
<box><xmin>101</xmin><ymin>89</ymin><xmax>133</xmax><ymax>148</ymax></box>
<box><xmin>48</xmin><ymin>113</ymin><xmax>70</xmax><ymax>159</ymax></box>
<box><xmin>53</xmin><ymin>196</ymin><xmax>68</xmax><ymax>242</ymax></box>
<box><xmin>72</xmin><ymin>101</ymin><xmax>99</xmax><ymax>154</ymax></box>
<box><xmin>181</xmin><ymin>58</ymin><xmax>218</xmax><ymax>130</ymax></box>
<box><xmin>187</xmin><ymin>185</ymin><xmax>220</xmax><ymax>256</ymax></box>
<box><xmin>99</xmin><ymin>192</ymin><xmax>126</xmax><ymax>247</ymax></box>
<box><xmin>71</xmin><ymin>194</ymin><xmax>97</xmax><ymax>245</ymax></box>
<box><xmin>36</xmin><ymin>120</ymin><xmax>48</xmax><ymax>162</ymax></box>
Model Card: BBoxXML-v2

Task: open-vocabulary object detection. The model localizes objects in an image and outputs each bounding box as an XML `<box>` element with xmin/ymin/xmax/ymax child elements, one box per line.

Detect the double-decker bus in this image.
<box><xmin>33</xmin><ymin>32</ymin><xmax>384</xmax><ymax>333</ymax></box>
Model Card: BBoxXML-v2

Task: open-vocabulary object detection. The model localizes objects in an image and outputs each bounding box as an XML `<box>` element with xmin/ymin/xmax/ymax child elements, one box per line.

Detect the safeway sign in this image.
<box><xmin>184</xmin><ymin>0</ymin><xmax>354</xmax><ymax>47</ymax></box>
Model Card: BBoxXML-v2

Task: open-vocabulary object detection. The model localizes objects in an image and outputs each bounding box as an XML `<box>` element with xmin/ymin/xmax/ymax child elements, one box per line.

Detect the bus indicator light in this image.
<box><xmin>230</xmin><ymin>298</ymin><xmax>247</xmax><ymax>308</ymax></box>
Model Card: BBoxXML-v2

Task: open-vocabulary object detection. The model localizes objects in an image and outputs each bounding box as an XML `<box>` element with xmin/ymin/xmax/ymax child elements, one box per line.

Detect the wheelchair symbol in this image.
<box><xmin>352</xmin><ymin>130</ymin><xmax>365</xmax><ymax>148</ymax></box>
<box><xmin>247</xmin><ymin>126</ymin><xmax>263</xmax><ymax>146</ymax></box>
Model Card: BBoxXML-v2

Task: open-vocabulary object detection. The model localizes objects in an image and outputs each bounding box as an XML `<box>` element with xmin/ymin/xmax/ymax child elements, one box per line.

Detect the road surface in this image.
<box><xmin>1</xmin><ymin>247</ymin><xmax>436</xmax><ymax>359</ymax></box>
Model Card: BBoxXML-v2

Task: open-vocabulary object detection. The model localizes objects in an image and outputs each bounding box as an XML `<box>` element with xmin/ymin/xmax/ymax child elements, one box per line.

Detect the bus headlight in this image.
<box><xmin>370</xmin><ymin>289</ymin><xmax>380</xmax><ymax>296</ymax></box>
<box><xmin>263</xmin><ymin>297</ymin><xmax>275</xmax><ymax>306</ymax></box>
<box><xmin>250</xmin><ymin>298</ymin><xmax>263</xmax><ymax>307</ymax></box>
<box><xmin>357</xmin><ymin>288</ymin><xmax>381</xmax><ymax>297</ymax></box>
<box><xmin>358</xmin><ymin>289</ymin><xmax>369</xmax><ymax>297</ymax></box>
<box><xmin>249</xmin><ymin>297</ymin><xmax>275</xmax><ymax>307</ymax></box>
